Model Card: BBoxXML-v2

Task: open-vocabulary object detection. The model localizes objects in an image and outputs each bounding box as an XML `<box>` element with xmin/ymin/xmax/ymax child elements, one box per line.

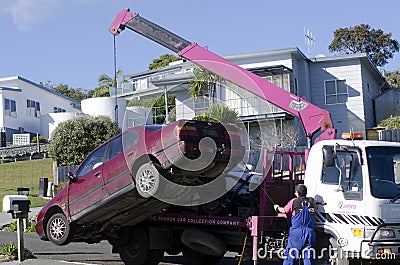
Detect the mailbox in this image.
<box><xmin>2</xmin><ymin>195</ymin><xmax>30</xmax><ymax>219</ymax></box>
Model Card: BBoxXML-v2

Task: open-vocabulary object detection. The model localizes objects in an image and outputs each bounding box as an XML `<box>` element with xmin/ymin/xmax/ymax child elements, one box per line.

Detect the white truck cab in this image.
<box><xmin>305</xmin><ymin>137</ymin><xmax>400</xmax><ymax>261</ymax></box>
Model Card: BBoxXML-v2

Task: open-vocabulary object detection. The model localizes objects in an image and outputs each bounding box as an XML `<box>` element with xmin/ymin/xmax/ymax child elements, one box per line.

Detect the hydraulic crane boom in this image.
<box><xmin>110</xmin><ymin>9</ymin><xmax>336</xmax><ymax>147</ymax></box>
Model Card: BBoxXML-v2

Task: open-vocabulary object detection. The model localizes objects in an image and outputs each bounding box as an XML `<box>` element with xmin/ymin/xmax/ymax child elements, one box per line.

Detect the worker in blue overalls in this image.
<box><xmin>274</xmin><ymin>184</ymin><xmax>315</xmax><ymax>265</ymax></box>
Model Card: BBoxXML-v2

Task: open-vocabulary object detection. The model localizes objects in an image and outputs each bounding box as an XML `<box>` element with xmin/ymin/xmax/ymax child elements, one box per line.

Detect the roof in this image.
<box><xmin>311</xmin><ymin>53</ymin><xmax>386</xmax><ymax>82</ymax></box>
<box><xmin>224</xmin><ymin>47</ymin><xmax>309</xmax><ymax>61</ymax></box>
<box><xmin>124</xmin><ymin>48</ymin><xmax>309</xmax><ymax>81</ymax></box>
<box><xmin>124</xmin><ymin>60</ymin><xmax>192</xmax><ymax>80</ymax></box>
<box><xmin>0</xmin><ymin>76</ymin><xmax>79</xmax><ymax>105</ymax></box>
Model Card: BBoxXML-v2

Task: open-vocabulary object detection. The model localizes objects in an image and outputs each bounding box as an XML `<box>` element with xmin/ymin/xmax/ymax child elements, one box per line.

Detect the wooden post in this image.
<box><xmin>53</xmin><ymin>160</ymin><xmax>58</xmax><ymax>186</ymax></box>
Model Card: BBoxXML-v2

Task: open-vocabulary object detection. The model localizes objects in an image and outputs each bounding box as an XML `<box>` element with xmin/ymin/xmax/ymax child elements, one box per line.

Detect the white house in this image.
<box><xmin>119</xmin><ymin>47</ymin><xmax>390</xmax><ymax>145</ymax></box>
<box><xmin>0</xmin><ymin>76</ymin><xmax>80</xmax><ymax>142</ymax></box>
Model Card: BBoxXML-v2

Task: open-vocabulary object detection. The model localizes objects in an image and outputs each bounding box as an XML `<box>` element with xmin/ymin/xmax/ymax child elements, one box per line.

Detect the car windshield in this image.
<box><xmin>367</xmin><ymin>146</ymin><xmax>400</xmax><ymax>199</ymax></box>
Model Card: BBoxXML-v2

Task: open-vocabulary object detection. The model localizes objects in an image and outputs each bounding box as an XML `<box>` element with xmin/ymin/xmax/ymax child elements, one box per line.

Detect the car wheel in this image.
<box><xmin>135</xmin><ymin>162</ymin><xmax>161</xmax><ymax>198</ymax></box>
<box><xmin>182</xmin><ymin>247</ymin><xmax>224</xmax><ymax>265</ymax></box>
<box><xmin>46</xmin><ymin>213</ymin><xmax>72</xmax><ymax>245</ymax></box>
<box><xmin>118</xmin><ymin>226</ymin><xmax>164</xmax><ymax>265</ymax></box>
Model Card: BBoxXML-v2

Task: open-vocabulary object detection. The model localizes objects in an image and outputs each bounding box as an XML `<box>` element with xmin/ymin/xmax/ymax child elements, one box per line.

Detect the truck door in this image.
<box><xmin>314</xmin><ymin>148</ymin><xmax>365</xmax><ymax>221</ymax></box>
<box><xmin>68</xmin><ymin>143</ymin><xmax>108</xmax><ymax>218</ymax></box>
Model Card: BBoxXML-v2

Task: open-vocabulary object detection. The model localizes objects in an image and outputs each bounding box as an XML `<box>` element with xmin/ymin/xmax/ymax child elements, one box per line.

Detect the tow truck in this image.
<box><xmin>106</xmin><ymin>9</ymin><xmax>400</xmax><ymax>265</ymax></box>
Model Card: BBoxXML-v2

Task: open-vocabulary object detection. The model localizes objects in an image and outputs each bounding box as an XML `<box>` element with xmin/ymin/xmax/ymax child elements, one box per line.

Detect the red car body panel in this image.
<box><xmin>36</xmin><ymin>120</ymin><xmax>245</xmax><ymax>243</ymax></box>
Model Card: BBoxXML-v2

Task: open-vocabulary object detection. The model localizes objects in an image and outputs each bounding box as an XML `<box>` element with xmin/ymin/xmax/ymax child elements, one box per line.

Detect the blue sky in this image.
<box><xmin>1</xmin><ymin>0</ymin><xmax>400</xmax><ymax>91</ymax></box>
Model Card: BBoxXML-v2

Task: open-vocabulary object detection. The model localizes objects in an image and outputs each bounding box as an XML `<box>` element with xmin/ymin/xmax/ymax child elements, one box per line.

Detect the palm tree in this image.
<box><xmin>95</xmin><ymin>69</ymin><xmax>125</xmax><ymax>97</ymax></box>
<box><xmin>193</xmin><ymin>104</ymin><xmax>239</xmax><ymax>124</ymax></box>
<box><xmin>189</xmin><ymin>67</ymin><xmax>223</xmax><ymax>99</ymax></box>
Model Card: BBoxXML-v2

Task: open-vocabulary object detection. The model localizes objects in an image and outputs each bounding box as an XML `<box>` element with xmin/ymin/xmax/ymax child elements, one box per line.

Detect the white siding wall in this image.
<box><xmin>1</xmin><ymin>89</ymin><xmax>24</xmax><ymax>132</ymax></box>
<box><xmin>375</xmin><ymin>89</ymin><xmax>400</xmax><ymax>124</ymax></box>
<box><xmin>360</xmin><ymin>65</ymin><xmax>382</xmax><ymax>128</ymax></box>
<box><xmin>41</xmin><ymin>112</ymin><xmax>83</xmax><ymax>139</ymax></box>
<box><xmin>0</xmin><ymin>77</ymin><xmax>79</xmax><ymax>140</ymax></box>
<box><xmin>81</xmin><ymin>97</ymin><xmax>126</xmax><ymax>125</ymax></box>
<box><xmin>0</xmin><ymin>93</ymin><xmax>3</xmax><ymax>127</ymax></box>
<box><xmin>310</xmin><ymin>59</ymin><xmax>366</xmax><ymax>136</ymax></box>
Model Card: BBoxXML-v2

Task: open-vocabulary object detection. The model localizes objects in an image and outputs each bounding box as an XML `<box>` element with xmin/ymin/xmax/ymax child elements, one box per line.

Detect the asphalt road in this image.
<box><xmin>0</xmin><ymin>231</ymin><xmax>273</xmax><ymax>265</ymax></box>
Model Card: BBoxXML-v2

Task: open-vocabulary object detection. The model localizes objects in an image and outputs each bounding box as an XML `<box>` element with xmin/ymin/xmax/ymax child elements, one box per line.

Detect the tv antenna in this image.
<box><xmin>304</xmin><ymin>28</ymin><xmax>315</xmax><ymax>57</ymax></box>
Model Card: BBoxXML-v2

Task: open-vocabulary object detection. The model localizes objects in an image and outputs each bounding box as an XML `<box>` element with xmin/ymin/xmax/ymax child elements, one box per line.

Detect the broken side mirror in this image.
<box><xmin>67</xmin><ymin>172</ymin><xmax>77</xmax><ymax>183</ymax></box>
<box><xmin>323</xmin><ymin>146</ymin><xmax>337</xmax><ymax>168</ymax></box>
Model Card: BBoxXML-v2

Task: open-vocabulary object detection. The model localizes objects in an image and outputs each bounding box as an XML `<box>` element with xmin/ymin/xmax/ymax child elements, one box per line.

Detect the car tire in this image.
<box><xmin>46</xmin><ymin>212</ymin><xmax>73</xmax><ymax>245</ymax></box>
<box><xmin>181</xmin><ymin>229</ymin><xmax>226</xmax><ymax>257</ymax></box>
<box><xmin>182</xmin><ymin>247</ymin><xmax>224</xmax><ymax>265</ymax></box>
<box><xmin>135</xmin><ymin>162</ymin><xmax>161</xmax><ymax>198</ymax></box>
<box><xmin>118</xmin><ymin>226</ymin><xmax>164</xmax><ymax>265</ymax></box>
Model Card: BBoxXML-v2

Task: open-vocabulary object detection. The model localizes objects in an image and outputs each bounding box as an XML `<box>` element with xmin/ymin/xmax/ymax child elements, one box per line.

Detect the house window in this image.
<box><xmin>27</xmin><ymin>99</ymin><xmax>41</xmax><ymax>117</ymax></box>
<box><xmin>325</xmin><ymin>79</ymin><xmax>348</xmax><ymax>105</ymax></box>
<box><xmin>262</xmin><ymin>72</ymin><xmax>291</xmax><ymax>92</ymax></box>
<box><xmin>53</xmin><ymin>107</ymin><xmax>66</xmax><ymax>113</ymax></box>
<box><xmin>4</xmin><ymin>99</ymin><xmax>17</xmax><ymax>118</ymax></box>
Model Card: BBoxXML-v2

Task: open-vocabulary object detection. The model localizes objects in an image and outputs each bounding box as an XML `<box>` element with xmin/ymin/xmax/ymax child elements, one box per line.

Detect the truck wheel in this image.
<box><xmin>46</xmin><ymin>213</ymin><xmax>72</xmax><ymax>245</ymax></box>
<box><xmin>316</xmin><ymin>236</ymin><xmax>357</xmax><ymax>265</ymax></box>
<box><xmin>181</xmin><ymin>229</ymin><xmax>226</xmax><ymax>257</ymax></box>
<box><xmin>182</xmin><ymin>247</ymin><xmax>223</xmax><ymax>265</ymax></box>
<box><xmin>135</xmin><ymin>162</ymin><xmax>161</xmax><ymax>198</ymax></box>
<box><xmin>118</xmin><ymin>226</ymin><xmax>164</xmax><ymax>265</ymax></box>
<box><xmin>106</xmin><ymin>227</ymin><xmax>131</xmax><ymax>247</ymax></box>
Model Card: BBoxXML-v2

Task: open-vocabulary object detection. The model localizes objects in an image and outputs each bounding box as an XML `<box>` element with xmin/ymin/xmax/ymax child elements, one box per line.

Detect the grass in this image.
<box><xmin>0</xmin><ymin>158</ymin><xmax>53</xmax><ymax>212</ymax></box>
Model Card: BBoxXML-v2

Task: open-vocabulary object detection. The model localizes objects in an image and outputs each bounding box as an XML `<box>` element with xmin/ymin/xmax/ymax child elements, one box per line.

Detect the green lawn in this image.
<box><xmin>0</xmin><ymin>158</ymin><xmax>53</xmax><ymax>212</ymax></box>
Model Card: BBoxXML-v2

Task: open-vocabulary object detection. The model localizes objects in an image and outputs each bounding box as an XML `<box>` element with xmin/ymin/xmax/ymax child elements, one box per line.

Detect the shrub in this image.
<box><xmin>31</xmin><ymin>135</ymin><xmax>48</xmax><ymax>143</ymax></box>
<box><xmin>379</xmin><ymin>115</ymin><xmax>400</xmax><ymax>130</ymax></box>
<box><xmin>193</xmin><ymin>104</ymin><xmax>239</xmax><ymax>124</ymax></box>
<box><xmin>49</xmin><ymin>115</ymin><xmax>121</xmax><ymax>166</ymax></box>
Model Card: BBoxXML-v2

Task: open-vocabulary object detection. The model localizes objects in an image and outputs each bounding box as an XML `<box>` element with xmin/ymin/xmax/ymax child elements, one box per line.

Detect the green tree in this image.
<box><xmin>328</xmin><ymin>24</ymin><xmax>399</xmax><ymax>67</ymax></box>
<box><xmin>148</xmin><ymin>54</ymin><xmax>181</xmax><ymax>70</ymax></box>
<box><xmin>41</xmin><ymin>82</ymin><xmax>87</xmax><ymax>102</ymax></box>
<box><xmin>189</xmin><ymin>67</ymin><xmax>222</xmax><ymax>99</ymax></box>
<box><xmin>379</xmin><ymin>115</ymin><xmax>400</xmax><ymax>130</ymax></box>
<box><xmin>49</xmin><ymin>115</ymin><xmax>120</xmax><ymax>166</ymax></box>
<box><xmin>193</xmin><ymin>104</ymin><xmax>239</xmax><ymax>124</ymax></box>
<box><xmin>94</xmin><ymin>69</ymin><xmax>125</xmax><ymax>97</ymax></box>
<box><xmin>385</xmin><ymin>70</ymin><xmax>400</xmax><ymax>88</ymax></box>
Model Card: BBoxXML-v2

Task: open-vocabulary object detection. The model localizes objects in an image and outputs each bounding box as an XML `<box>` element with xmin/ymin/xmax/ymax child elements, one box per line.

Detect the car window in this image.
<box><xmin>76</xmin><ymin>144</ymin><xmax>108</xmax><ymax>179</ymax></box>
<box><xmin>122</xmin><ymin>130</ymin><xmax>138</xmax><ymax>150</ymax></box>
<box><xmin>108</xmin><ymin>135</ymin><xmax>123</xmax><ymax>160</ymax></box>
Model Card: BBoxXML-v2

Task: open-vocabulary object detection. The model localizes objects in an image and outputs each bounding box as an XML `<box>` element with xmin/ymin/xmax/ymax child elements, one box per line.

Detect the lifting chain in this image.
<box><xmin>113</xmin><ymin>35</ymin><xmax>119</xmax><ymax>126</ymax></box>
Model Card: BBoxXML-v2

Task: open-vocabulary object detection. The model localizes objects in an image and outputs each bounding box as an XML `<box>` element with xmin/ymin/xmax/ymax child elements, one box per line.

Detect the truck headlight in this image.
<box><xmin>365</xmin><ymin>228</ymin><xmax>395</xmax><ymax>239</ymax></box>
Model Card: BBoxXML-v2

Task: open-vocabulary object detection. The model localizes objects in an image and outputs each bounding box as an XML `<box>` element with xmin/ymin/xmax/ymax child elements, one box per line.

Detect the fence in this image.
<box><xmin>0</xmin><ymin>143</ymin><xmax>50</xmax><ymax>159</ymax></box>
<box><xmin>380</xmin><ymin>129</ymin><xmax>400</xmax><ymax>142</ymax></box>
<box><xmin>55</xmin><ymin>164</ymin><xmax>77</xmax><ymax>185</ymax></box>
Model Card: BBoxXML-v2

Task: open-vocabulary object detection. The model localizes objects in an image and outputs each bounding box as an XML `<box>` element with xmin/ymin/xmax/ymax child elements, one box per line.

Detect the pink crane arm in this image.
<box><xmin>110</xmin><ymin>9</ymin><xmax>336</xmax><ymax>144</ymax></box>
